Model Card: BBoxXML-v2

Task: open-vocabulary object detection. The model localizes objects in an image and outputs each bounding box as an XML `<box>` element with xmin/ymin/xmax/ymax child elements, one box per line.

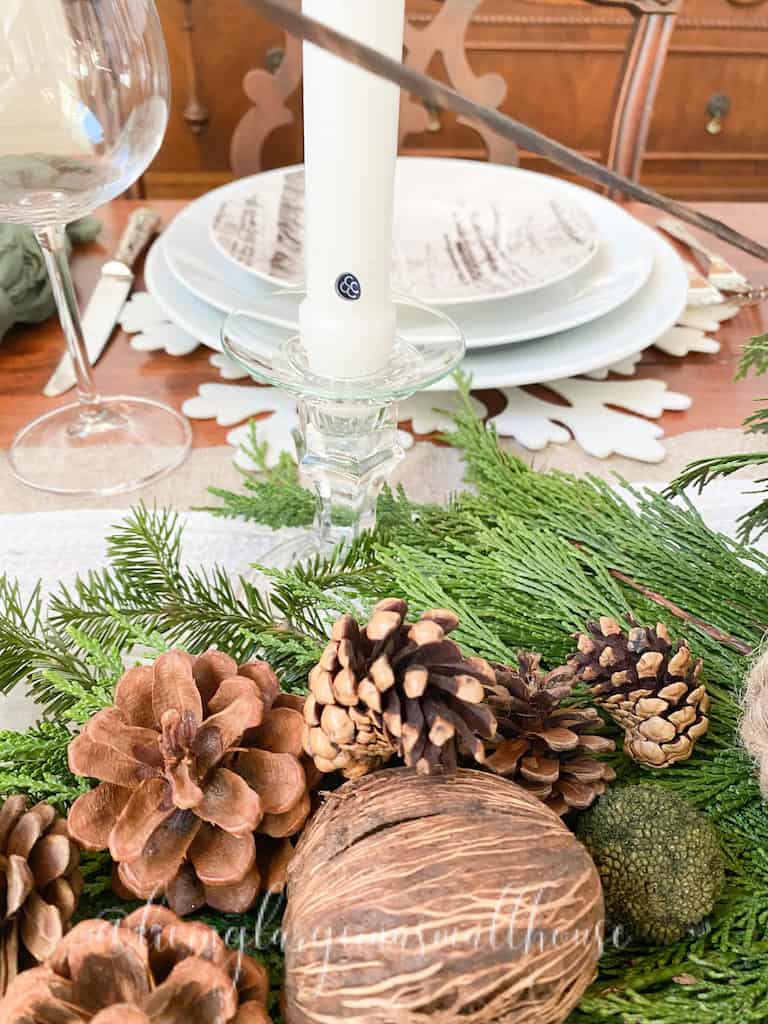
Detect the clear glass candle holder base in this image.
<box><xmin>8</xmin><ymin>396</ymin><xmax>193</xmax><ymax>497</ymax></box>
<box><xmin>222</xmin><ymin>292</ymin><xmax>465</xmax><ymax>560</ymax></box>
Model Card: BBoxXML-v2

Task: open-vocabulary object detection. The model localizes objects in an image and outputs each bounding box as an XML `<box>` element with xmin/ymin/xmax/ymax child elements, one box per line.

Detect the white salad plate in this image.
<box><xmin>206</xmin><ymin>159</ymin><xmax>601</xmax><ymax>305</ymax></box>
<box><xmin>164</xmin><ymin>161</ymin><xmax>655</xmax><ymax>350</ymax></box>
<box><xmin>145</xmin><ymin>224</ymin><xmax>687</xmax><ymax>392</ymax></box>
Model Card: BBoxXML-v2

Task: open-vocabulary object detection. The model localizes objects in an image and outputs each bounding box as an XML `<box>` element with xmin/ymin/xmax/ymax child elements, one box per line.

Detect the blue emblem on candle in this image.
<box><xmin>336</xmin><ymin>273</ymin><xmax>362</xmax><ymax>301</ymax></box>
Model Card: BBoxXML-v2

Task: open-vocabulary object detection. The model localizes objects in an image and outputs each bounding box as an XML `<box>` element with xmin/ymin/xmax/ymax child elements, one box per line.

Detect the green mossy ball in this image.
<box><xmin>576</xmin><ymin>784</ymin><xmax>725</xmax><ymax>945</ymax></box>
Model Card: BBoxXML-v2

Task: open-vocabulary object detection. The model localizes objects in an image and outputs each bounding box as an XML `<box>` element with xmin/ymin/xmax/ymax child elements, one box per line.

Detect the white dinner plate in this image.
<box><xmin>206</xmin><ymin>160</ymin><xmax>601</xmax><ymax>306</ymax></box>
<box><xmin>164</xmin><ymin>162</ymin><xmax>654</xmax><ymax>350</ymax></box>
<box><xmin>145</xmin><ymin>227</ymin><xmax>686</xmax><ymax>391</ymax></box>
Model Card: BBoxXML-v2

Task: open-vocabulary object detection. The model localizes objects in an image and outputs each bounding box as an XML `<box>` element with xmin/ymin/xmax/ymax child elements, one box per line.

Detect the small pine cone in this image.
<box><xmin>483</xmin><ymin>653</ymin><xmax>616</xmax><ymax>815</ymax></box>
<box><xmin>0</xmin><ymin>905</ymin><xmax>271</xmax><ymax>1023</ymax></box>
<box><xmin>304</xmin><ymin>599</ymin><xmax>498</xmax><ymax>778</ymax></box>
<box><xmin>68</xmin><ymin>650</ymin><xmax>312</xmax><ymax>916</ymax></box>
<box><xmin>569</xmin><ymin>617</ymin><xmax>710</xmax><ymax>768</ymax></box>
<box><xmin>0</xmin><ymin>796</ymin><xmax>82</xmax><ymax>996</ymax></box>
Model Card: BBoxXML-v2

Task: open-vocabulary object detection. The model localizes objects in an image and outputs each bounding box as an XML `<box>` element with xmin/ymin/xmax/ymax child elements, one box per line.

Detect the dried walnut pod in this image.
<box><xmin>0</xmin><ymin>904</ymin><xmax>271</xmax><ymax>1023</ymax></box>
<box><xmin>68</xmin><ymin>650</ymin><xmax>311</xmax><ymax>915</ymax></box>
<box><xmin>284</xmin><ymin>769</ymin><xmax>603</xmax><ymax>1024</ymax></box>
<box><xmin>484</xmin><ymin>653</ymin><xmax>616</xmax><ymax>815</ymax></box>
<box><xmin>569</xmin><ymin>617</ymin><xmax>709</xmax><ymax>767</ymax></box>
<box><xmin>0</xmin><ymin>796</ymin><xmax>82</xmax><ymax>996</ymax></box>
<box><xmin>304</xmin><ymin>599</ymin><xmax>497</xmax><ymax>778</ymax></box>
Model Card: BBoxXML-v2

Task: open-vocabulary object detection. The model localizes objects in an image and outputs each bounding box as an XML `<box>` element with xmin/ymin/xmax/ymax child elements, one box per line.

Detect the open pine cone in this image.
<box><xmin>304</xmin><ymin>598</ymin><xmax>497</xmax><ymax>778</ymax></box>
<box><xmin>68</xmin><ymin>650</ymin><xmax>312</xmax><ymax>915</ymax></box>
<box><xmin>569</xmin><ymin>617</ymin><xmax>709</xmax><ymax>767</ymax></box>
<box><xmin>0</xmin><ymin>905</ymin><xmax>271</xmax><ymax>1023</ymax></box>
<box><xmin>0</xmin><ymin>796</ymin><xmax>82</xmax><ymax>996</ymax></box>
<box><xmin>483</xmin><ymin>653</ymin><xmax>616</xmax><ymax>815</ymax></box>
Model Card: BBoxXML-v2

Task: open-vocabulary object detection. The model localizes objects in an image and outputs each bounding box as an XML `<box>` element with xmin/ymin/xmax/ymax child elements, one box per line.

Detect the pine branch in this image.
<box><xmin>0</xmin><ymin>575</ymin><xmax>109</xmax><ymax>714</ymax></box>
<box><xmin>81</xmin><ymin>505</ymin><xmax>279</xmax><ymax>660</ymax></box>
<box><xmin>0</xmin><ymin>577</ymin><xmax>45</xmax><ymax>693</ymax></box>
<box><xmin>667</xmin><ymin>450</ymin><xmax>768</xmax><ymax>494</ymax></box>
<box><xmin>664</xmin><ymin>332</ymin><xmax>768</xmax><ymax>543</ymax></box>
<box><xmin>666</xmin><ymin>454</ymin><xmax>768</xmax><ymax>544</ymax></box>
<box><xmin>743</xmin><ymin>404</ymin><xmax>768</xmax><ymax>436</ymax></box>
<box><xmin>733</xmin><ymin>493</ymin><xmax>768</xmax><ymax>544</ymax></box>
<box><xmin>736</xmin><ymin>332</ymin><xmax>768</xmax><ymax>380</ymax></box>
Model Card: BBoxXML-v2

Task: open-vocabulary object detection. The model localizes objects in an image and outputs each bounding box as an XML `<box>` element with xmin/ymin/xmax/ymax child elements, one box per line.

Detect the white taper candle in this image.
<box><xmin>299</xmin><ymin>0</ymin><xmax>405</xmax><ymax>380</ymax></box>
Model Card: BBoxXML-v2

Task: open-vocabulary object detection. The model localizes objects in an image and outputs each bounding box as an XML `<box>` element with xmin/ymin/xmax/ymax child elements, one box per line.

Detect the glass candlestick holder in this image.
<box><xmin>222</xmin><ymin>292</ymin><xmax>464</xmax><ymax>559</ymax></box>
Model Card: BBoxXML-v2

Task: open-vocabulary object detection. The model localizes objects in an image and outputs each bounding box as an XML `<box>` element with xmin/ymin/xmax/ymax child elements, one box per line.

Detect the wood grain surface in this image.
<box><xmin>0</xmin><ymin>198</ymin><xmax>765</xmax><ymax>451</ymax></box>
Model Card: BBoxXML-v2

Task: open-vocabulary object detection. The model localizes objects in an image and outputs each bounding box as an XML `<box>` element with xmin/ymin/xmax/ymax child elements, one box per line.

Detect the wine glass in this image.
<box><xmin>0</xmin><ymin>0</ymin><xmax>191</xmax><ymax>495</ymax></box>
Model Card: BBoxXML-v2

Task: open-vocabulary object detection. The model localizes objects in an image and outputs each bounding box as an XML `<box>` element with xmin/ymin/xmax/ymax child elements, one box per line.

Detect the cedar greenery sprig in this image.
<box><xmin>736</xmin><ymin>331</ymin><xmax>768</xmax><ymax>380</ymax></box>
<box><xmin>200</xmin><ymin>421</ymin><xmax>316</xmax><ymax>528</ymax></box>
<box><xmin>667</xmin><ymin>332</ymin><xmax>768</xmax><ymax>541</ymax></box>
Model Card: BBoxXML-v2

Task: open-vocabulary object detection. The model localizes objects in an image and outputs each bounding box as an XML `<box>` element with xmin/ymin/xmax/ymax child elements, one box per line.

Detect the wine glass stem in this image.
<box><xmin>35</xmin><ymin>224</ymin><xmax>102</xmax><ymax>413</ymax></box>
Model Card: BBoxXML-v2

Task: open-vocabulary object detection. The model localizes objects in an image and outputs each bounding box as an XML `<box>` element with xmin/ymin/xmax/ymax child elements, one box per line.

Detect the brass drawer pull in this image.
<box><xmin>424</xmin><ymin>101</ymin><xmax>443</xmax><ymax>133</ymax></box>
<box><xmin>266</xmin><ymin>47</ymin><xmax>285</xmax><ymax>74</ymax></box>
<box><xmin>706</xmin><ymin>94</ymin><xmax>731</xmax><ymax>135</ymax></box>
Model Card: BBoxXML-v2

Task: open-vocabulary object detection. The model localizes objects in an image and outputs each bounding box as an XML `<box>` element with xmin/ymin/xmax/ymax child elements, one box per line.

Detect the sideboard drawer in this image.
<box><xmin>649</xmin><ymin>51</ymin><xmax>768</xmax><ymax>154</ymax></box>
<box><xmin>148</xmin><ymin>0</ymin><xmax>768</xmax><ymax>200</ymax></box>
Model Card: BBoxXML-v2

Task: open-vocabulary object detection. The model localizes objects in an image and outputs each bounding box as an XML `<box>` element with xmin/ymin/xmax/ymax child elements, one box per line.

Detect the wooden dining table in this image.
<box><xmin>1</xmin><ymin>198</ymin><xmax>767</xmax><ymax>452</ymax></box>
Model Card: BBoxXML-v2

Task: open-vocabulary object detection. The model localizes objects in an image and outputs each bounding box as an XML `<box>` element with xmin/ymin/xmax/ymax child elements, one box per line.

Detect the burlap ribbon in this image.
<box><xmin>742</xmin><ymin>648</ymin><xmax>768</xmax><ymax>799</ymax></box>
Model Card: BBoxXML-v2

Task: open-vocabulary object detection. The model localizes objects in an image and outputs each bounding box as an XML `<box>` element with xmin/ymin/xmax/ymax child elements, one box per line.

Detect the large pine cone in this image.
<box><xmin>68</xmin><ymin>650</ymin><xmax>312</xmax><ymax>916</ymax></box>
<box><xmin>0</xmin><ymin>796</ymin><xmax>82</xmax><ymax>996</ymax></box>
<box><xmin>569</xmin><ymin>617</ymin><xmax>709</xmax><ymax>767</ymax></box>
<box><xmin>483</xmin><ymin>653</ymin><xmax>616</xmax><ymax>815</ymax></box>
<box><xmin>0</xmin><ymin>905</ymin><xmax>271</xmax><ymax>1023</ymax></box>
<box><xmin>304</xmin><ymin>599</ymin><xmax>497</xmax><ymax>778</ymax></box>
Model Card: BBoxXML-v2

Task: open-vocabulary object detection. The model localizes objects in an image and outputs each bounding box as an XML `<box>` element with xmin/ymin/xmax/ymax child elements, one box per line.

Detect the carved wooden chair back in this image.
<box><xmin>230</xmin><ymin>0</ymin><xmax>680</xmax><ymax>183</ymax></box>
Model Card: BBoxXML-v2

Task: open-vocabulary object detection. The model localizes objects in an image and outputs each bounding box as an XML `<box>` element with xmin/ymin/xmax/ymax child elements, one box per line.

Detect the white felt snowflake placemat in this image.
<box><xmin>120</xmin><ymin>290</ymin><xmax>741</xmax><ymax>465</ymax></box>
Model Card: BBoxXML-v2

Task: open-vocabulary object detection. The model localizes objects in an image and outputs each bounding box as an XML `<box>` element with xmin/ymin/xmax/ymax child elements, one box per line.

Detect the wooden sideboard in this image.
<box><xmin>148</xmin><ymin>0</ymin><xmax>768</xmax><ymax>200</ymax></box>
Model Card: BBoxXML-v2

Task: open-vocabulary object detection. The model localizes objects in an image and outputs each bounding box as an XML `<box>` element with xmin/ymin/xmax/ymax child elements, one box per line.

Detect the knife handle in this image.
<box><xmin>113</xmin><ymin>208</ymin><xmax>162</xmax><ymax>269</ymax></box>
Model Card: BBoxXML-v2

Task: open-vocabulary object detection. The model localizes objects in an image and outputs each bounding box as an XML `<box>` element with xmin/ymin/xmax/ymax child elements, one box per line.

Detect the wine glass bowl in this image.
<box><xmin>0</xmin><ymin>0</ymin><xmax>170</xmax><ymax>225</ymax></box>
<box><xmin>0</xmin><ymin>0</ymin><xmax>190</xmax><ymax>496</ymax></box>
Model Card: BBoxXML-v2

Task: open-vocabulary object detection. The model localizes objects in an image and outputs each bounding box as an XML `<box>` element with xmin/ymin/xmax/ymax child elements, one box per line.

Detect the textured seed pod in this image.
<box><xmin>284</xmin><ymin>768</ymin><xmax>604</xmax><ymax>1024</ymax></box>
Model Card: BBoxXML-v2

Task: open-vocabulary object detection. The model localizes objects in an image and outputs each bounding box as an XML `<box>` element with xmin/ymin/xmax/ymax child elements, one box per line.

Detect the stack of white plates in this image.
<box><xmin>145</xmin><ymin>157</ymin><xmax>689</xmax><ymax>390</ymax></box>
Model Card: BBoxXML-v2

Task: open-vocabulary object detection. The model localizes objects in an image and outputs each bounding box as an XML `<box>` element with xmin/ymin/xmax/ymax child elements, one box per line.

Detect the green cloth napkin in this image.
<box><xmin>0</xmin><ymin>217</ymin><xmax>102</xmax><ymax>341</ymax></box>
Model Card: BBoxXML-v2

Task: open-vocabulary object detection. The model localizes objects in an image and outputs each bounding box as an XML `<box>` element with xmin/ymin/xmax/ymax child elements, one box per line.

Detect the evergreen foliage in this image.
<box><xmin>668</xmin><ymin>332</ymin><xmax>768</xmax><ymax>541</ymax></box>
<box><xmin>0</xmin><ymin>383</ymin><xmax>766</xmax><ymax>1021</ymax></box>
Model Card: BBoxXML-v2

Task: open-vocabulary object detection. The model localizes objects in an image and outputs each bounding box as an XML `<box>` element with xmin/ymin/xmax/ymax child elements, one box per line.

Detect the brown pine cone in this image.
<box><xmin>304</xmin><ymin>598</ymin><xmax>497</xmax><ymax>778</ymax></box>
<box><xmin>569</xmin><ymin>617</ymin><xmax>710</xmax><ymax>767</ymax></box>
<box><xmin>0</xmin><ymin>904</ymin><xmax>271</xmax><ymax>1023</ymax></box>
<box><xmin>68</xmin><ymin>649</ymin><xmax>312</xmax><ymax>916</ymax></box>
<box><xmin>483</xmin><ymin>653</ymin><xmax>616</xmax><ymax>815</ymax></box>
<box><xmin>0</xmin><ymin>796</ymin><xmax>82</xmax><ymax>996</ymax></box>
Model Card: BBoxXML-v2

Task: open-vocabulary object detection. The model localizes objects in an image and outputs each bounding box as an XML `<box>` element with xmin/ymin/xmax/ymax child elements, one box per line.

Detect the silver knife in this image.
<box><xmin>44</xmin><ymin>208</ymin><xmax>161</xmax><ymax>397</ymax></box>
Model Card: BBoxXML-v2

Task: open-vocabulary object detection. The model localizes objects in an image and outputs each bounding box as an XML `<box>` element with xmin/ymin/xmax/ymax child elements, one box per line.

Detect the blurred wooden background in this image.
<box><xmin>149</xmin><ymin>0</ymin><xmax>768</xmax><ymax>200</ymax></box>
